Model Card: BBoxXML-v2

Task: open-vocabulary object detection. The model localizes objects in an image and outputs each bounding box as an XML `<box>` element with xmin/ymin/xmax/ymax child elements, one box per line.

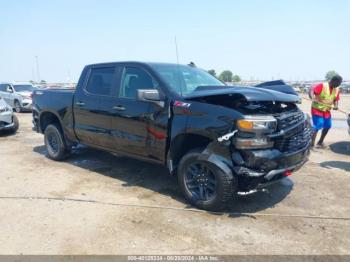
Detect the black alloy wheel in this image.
<box><xmin>184</xmin><ymin>161</ymin><xmax>217</xmax><ymax>202</ymax></box>
<box><xmin>177</xmin><ymin>149</ymin><xmax>236</xmax><ymax>211</ymax></box>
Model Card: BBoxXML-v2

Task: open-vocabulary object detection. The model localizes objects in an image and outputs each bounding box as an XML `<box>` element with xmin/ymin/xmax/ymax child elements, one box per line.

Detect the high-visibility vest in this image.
<box><xmin>312</xmin><ymin>82</ymin><xmax>339</xmax><ymax>112</ymax></box>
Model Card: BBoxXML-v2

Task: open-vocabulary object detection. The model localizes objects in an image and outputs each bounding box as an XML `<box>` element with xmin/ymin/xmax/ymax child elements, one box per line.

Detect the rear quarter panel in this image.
<box><xmin>33</xmin><ymin>89</ymin><xmax>76</xmax><ymax>142</ymax></box>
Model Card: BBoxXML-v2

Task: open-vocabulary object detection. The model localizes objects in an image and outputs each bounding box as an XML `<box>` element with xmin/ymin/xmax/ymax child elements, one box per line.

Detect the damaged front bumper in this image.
<box><xmin>232</xmin><ymin>145</ymin><xmax>310</xmax><ymax>191</ymax></box>
<box><xmin>200</xmin><ymin>139</ymin><xmax>310</xmax><ymax>192</ymax></box>
<box><xmin>201</xmin><ymin>114</ymin><xmax>311</xmax><ymax>192</ymax></box>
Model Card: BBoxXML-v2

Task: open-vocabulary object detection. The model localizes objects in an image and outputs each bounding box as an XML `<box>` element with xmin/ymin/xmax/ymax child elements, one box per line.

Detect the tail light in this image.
<box><xmin>283</xmin><ymin>170</ymin><xmax>292</xmax><ymax>177</ymax></box>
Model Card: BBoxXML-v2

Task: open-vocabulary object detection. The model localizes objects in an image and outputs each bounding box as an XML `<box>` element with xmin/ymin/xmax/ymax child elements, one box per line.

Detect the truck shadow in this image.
<box><xmin>320</xmin><ymin>161</ymin><xmax>350</xmax><ymax>172</ymax></box>
<box><xmin>329</xmin><ymin>141</ymin><xmax>350</xmax><ymax>156</ymax></box>
<box><xmin>33</xmin><ymin>145</ymin><xmax>293</xmax><ymax>216</ymax></box>
<box><xmin>228</xmin><ymin>178</ymin><xmax>293</xmax><ymax>216</ymax></box>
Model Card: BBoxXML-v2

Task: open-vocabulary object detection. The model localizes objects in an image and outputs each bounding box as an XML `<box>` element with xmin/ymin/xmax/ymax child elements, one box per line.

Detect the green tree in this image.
<box><xmin>232</xmin><ymin>75</ymin><xmax>241</xmax><ymax>82</ymax></box>
<box><xmin>219</xmin><ymin>70</ymin><xmax>233</xmax><ymax>82</ymax></box>
<box><xmin>208</xmin><ymin>69</ymin><xmax>216</xmax><ymax>77</ymax></box>
<box><xmin>325</xmin><ymin>70</ymin><xmax>338</xmax><ymax>81</ymax></box>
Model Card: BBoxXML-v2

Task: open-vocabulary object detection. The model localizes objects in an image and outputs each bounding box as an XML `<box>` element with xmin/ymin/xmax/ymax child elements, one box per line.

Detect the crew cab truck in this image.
<box><xmin>32</xmin><ymin>62</ymin><xmax>311</xmax><ymax>211</ymax></box>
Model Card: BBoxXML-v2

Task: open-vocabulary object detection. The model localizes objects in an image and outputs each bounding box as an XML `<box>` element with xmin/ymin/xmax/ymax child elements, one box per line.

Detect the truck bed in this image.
<box><xmin>33</xmin><ymin>89</ymin><xmax>74</xmax><ymax>112</ymax></box>
<box><xmin>32</xmin><ymin>89</ymin><xmax>75</xmax><ymax>138</ymax></box>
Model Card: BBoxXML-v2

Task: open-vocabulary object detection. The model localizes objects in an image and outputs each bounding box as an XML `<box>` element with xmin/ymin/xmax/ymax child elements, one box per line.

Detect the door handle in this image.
<box><xmin>76</xmin><ymin>101</ymin><xmax>85</xmax><ymax>106</ymax></box>
<box><xmin>113</xmin><ymin>105</ymin><xmax>126</xmax><ymax>111</ymax></box>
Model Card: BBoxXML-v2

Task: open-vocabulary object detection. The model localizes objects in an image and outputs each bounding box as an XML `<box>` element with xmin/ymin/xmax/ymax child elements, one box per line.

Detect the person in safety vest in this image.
<box><xmin>309</xmin><ymin>75</ymin><xmax>342</xmax><ymax>147</ymax></box>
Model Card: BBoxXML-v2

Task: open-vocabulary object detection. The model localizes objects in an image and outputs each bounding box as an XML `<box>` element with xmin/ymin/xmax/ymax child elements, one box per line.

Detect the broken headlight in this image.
<box><xmin>234</xmin><ymin>116</ymin><xmax>276</xmax><ymax>149</ymax></box>
<box><xmin>237</xmin><ymin>115</ymin><xmax>277</xmax><ymax>132</ymax></box>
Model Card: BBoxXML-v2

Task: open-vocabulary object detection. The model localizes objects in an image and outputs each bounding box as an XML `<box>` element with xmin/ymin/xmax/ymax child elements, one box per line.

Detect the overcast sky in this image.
<box><xmin>1</xmin><ymin>0</ymin><xmax>349</xmax><ymax>82</ymax></box>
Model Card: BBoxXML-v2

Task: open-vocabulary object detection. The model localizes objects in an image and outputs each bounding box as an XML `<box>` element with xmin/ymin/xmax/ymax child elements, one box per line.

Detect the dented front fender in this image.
<box><xmin>198</xmin><ymin>140</ymin><xmax>234</xmax><ymax>180</ymax></box>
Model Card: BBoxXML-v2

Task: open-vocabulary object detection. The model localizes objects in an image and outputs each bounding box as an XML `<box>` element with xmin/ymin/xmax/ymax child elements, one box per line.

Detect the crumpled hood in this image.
<box><xmin>184</xmin><ymin>86</ymin><xmax>300</xmax><ymax>103</ymax></box>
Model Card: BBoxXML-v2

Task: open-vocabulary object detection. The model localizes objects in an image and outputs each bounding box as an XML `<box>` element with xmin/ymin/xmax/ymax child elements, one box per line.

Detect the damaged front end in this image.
<box><xmin>199</xmin><ymin>100</ymin><xmax>312</xmax><ymax>192</ymax></box>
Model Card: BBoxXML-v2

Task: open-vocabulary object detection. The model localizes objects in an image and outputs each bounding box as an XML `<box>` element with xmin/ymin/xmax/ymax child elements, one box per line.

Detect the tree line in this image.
<box><xmin>207</xmin><ymin>69</ymin><xmax>241</xmax><ymax>83</ymax></box>
<box><xmin>206</xmin><ymin>69</ymin><xmax>341</xmax><ymax>83</ymax></box>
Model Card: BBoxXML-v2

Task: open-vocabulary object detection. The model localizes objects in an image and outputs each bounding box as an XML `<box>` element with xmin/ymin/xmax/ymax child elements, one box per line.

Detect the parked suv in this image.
<box><xmin>0</xmin><ymin>82</ymin><xmax>35</xmax><ymax>112</ymax></box>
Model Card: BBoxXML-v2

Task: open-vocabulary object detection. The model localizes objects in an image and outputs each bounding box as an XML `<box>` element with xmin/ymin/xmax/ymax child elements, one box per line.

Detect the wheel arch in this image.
<box><xmin>39</xmin><ymin>111</ymin><xmax>63</xmax><ymax>133</ymax></box>
<box><xmin>168</xmin><ymin>132</ymin><xmax>235</xmax><ymax>179</ymax></box>
<box><xmin>13</xmin><ymin>98</ymin><xmax>21</xmax><ymax>106</ymax></box>
<box><xmin>167</xmin><ymin>133</ymin><xmax>212</xmax><ymax>174</ymax></box>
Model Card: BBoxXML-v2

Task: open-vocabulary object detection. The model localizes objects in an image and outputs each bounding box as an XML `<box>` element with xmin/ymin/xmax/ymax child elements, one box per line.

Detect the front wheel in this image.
<box><xmin>177</xmin><ymin>149</ymin><xmax>236</xmax><ymax>211</ymax></box>
<box><xmin>44</xmin><ymin>124</ymin><xmax>71</xmax><ymax>161</ymax></box>
<box><xmin>14</xmin><ymin>100</ymin><xmax>22</xmax><ymax>113</ymax></box>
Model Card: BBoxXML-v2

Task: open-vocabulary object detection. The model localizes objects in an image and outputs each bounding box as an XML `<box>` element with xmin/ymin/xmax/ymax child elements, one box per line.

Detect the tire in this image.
<box><xmin>44</xmin><ymin>123</ymin><xmax>70</xmax><ymax>161</ymax></box>
<box><xmin>177</xmin><ymin>149</ymin><xmax>236</xmax><ymax>211</ymax></box>
<box><xmin>14</xmin><ymin>100</ymin><xmax>22</xmax><ymax>113</ymax></box>
<box><xmin>10</xmin><ymin>114</ymin><xmax>19</xmax><ymax>134</ymax></box>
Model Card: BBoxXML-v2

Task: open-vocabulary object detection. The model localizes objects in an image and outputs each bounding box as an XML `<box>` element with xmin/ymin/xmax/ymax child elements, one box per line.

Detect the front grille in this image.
<box><xmin>275</xmin><ymin>126</ymin><xmax>312</xmax><ymax>153</ymax></box>
<box><xmin>275</xmin><ymin>111</ymin><xmax>312</xmax><ymax>153</ymax></box>
<box><xmin>277</xmin><ymin>110</ymin><xmax>305</xmax><ymax>130</ymax></box>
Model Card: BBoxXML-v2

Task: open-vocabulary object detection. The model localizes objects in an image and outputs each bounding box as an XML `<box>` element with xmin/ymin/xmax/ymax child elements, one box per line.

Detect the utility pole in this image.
<box><xmin>35</xmin><ymin>56</ymin><xmax>41</xmax><ymax>82</ymax></box>
<box><xmin>31</xmin><ymin>67</ymin><xmax>35</xmax><ymax>82</ymax></box>
<box><xmin>67</xmin><ymin>69</ymin><xmax>71</xmax><ymax>83</ymax></box>
<box><xmin>174</xmin><ymin>36</ymin><xmax>180</xmax><ymax>64</ymax></box>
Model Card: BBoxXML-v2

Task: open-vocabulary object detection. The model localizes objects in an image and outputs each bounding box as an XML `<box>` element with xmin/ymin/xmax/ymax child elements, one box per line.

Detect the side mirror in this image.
<box><xmin>137</xmin><ymin>89</ymin><xmax>162</xmax><ymax>101</ymax></box>
<box><xmin>6</xmin><ymin>86</ymin><xmax>13</xmax><ymax>93</ymax></box>
<box><xmin>137</xmin><ymin>89</ymin><xmax>164</xmax><ymax>107</ymax></box>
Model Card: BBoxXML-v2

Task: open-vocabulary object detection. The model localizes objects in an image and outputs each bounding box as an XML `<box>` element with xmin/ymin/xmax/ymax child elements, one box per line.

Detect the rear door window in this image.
<box><xmin>85</xmin><ymin>67</ymin><xmax>116</xmax><ymax>96</ymax></box>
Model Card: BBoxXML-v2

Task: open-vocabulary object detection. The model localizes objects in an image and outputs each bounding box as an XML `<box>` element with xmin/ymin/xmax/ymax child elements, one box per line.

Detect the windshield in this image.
<box><xmin>151</xmin><ymin>64</ymin><xmax>225</xmax><ymax>96</ymax></box>
<box><xmin>13</xmin><ymin>85</ymin><xmax>35</xmax><ymax>92</ymax></box>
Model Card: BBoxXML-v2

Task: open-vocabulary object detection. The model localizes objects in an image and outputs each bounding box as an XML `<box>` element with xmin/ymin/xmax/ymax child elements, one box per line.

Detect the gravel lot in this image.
<box><xmin>0</xmin><ymin>95</ymin><xmax>349</xmax><ymax>255</ymax></box>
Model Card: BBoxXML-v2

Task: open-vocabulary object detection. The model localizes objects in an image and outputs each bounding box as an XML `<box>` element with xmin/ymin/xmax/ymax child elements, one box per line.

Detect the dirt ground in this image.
<box><xmin>0</xmin><ymin>95</ymin><xmax>349</xmax><ymax>255</ymax></box>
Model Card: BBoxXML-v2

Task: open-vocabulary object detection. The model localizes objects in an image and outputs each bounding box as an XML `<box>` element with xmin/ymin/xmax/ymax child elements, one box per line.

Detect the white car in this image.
<box><xmin>0</xmin><ymin>82</ymin><xmax>35</xmax><ymax>112</ymax></box>
<box><xmin>0</xmin><ymin>97</ymin><xmax>19</xmax><ymax>134</ymax></box>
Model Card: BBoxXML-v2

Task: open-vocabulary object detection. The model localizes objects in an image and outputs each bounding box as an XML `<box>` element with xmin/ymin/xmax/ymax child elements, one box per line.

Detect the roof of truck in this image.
<box><xmin>85</xmin><ymin>61</ymin><xmax>186</xmax><ymax>67</ymax></box>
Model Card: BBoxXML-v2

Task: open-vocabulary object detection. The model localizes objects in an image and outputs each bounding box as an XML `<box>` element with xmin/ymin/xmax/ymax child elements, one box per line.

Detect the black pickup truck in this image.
<box><xmin>33</xmin><ymin>62</ymin><xmax>311</xmax><ymax>211</ymax></box>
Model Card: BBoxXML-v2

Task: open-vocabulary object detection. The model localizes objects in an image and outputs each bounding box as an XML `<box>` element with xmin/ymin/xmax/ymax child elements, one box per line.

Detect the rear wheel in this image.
<box><xmin>177</xmin><ymin>149</ymin><xmax>236</xmax><ymax>211</ymax></box>
<box><xmin>44</xmin><ymin>123</ymin><xmax>71</xmax><ymax>161</ymax></box>
<box><xmin>14</xmin><ymin>100</ymin><xmax>22</xmax><ymax>113</ymax></box>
